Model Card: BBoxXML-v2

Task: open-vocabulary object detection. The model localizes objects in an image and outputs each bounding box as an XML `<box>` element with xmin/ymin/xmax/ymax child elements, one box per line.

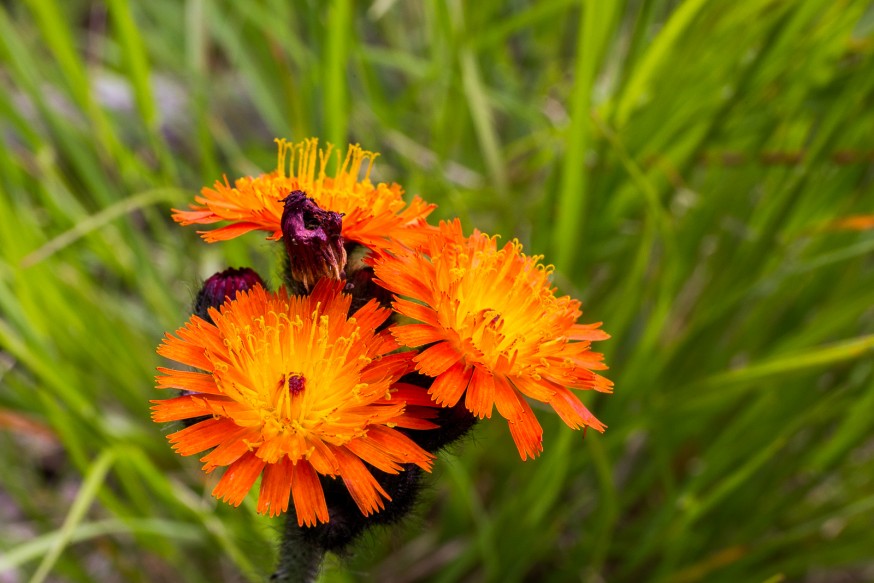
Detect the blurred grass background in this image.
<box><xmin>1</xmin><ymin>1</ymin><xmax>874</xmax><ymax>581</ymax></box>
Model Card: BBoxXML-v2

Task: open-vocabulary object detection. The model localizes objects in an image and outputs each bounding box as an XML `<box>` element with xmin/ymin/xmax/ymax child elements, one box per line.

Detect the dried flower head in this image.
<box><xmin>280</xmin><ymin>191</ymin><xmax>346</xmax><ymax>289</ymax></box>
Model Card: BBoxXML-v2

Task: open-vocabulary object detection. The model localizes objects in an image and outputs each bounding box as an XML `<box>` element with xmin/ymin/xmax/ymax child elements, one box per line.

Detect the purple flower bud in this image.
<box><xmin>280</xmin><ymin>191</ymin><xmax>347</xmax><ymax>289</ymax></box>
<box><xmin>344</xmin><ymin>266</ymin><xmax>394</xmax><ymax>314</ymax></box>
<box><xmin>194</xmin><ymin>267</ymin><xmax>265</xmax><ymax>322</ymax></box>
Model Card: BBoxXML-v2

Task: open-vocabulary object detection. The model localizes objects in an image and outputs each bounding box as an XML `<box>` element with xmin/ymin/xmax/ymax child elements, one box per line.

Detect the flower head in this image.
<box><xmin>172</xmin><ymin>138</ymin><xmax>436</xmax><ymax>249</ymax></box>
<box><xmin>152</xmin><ymin>280</ymin><xmax>436</xmax><ymax>525</ymax></box>
<box><xmin>281</xmin><ymin>191</ymin><xmax>346</xmax><ymax>289</ymax></box>
<box><xmin>371</xmin><ymin>220</ymin><xmax>612</xmax><ymax>460</ymax></box>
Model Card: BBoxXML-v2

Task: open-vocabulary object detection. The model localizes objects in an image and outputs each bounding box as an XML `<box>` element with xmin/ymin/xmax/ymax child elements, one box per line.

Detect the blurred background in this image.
<box><xmin>2</xmin><ymin>1</ymin><xmax>874</xmax><ymax>581</ymax></box>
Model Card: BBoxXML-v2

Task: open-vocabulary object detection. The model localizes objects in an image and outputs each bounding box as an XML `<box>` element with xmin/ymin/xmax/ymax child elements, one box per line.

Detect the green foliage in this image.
<box><xmin>2</xmin><ymin>1</ymin><xmax>873</xmax><ymax>581</ymax></box>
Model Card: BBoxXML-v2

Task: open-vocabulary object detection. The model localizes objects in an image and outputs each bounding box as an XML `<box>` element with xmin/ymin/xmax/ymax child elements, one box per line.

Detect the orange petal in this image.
<box><xmin>257</xmin><ymin>457</ymin><xmax>293</xmax><ymax>517</ymax></box>
<box><xmin>155</xmin><ymin>368</ymin><xmax>221</xmax><ymax>394</ymax></box>
<box><xmin>414</xmin><ymin>342</ymin><xmax>462</xmax><ymax>376</ymax></box>
<box><xmin>332</xmin><ymin>447</ymin><xmax>389</xmax><ymax>516</ymax></box>
<box><xmin>350</xmin><ymin>299</ymin><xmax>392</xmax><ymax>334</ymax></box>
<box><xmin>167</xmin><ymin>417</ymin><xmax>239</xmax><ymax>456</ymax></box>
<box><xmin>506</xmin><ymin>398</ymin><xmax>543</xmax><ymax>461</ymax></box>
<box><xmin>366</xmin><ymin>425</ymin><xmax>434</xmax><ymax>470</ymax></box>
<box><xmin>465</xmin><ymin>366</ymin><xmax>495</xmax><ymax>419</ymax></box>
<box><xmin>372</xmin><ymin>263</ymin><xmax>434</xmax><ymax>304</ymax></box>
<box><xmin>392</xmin><ymin>298</ymin><xmax>440</xmax><ymax>327</ymax></box>
<box><xmin>345</xmin><ymin>438</ymin><xmax>404</xmax><ymax>474</ymax></box>
<box><xmin>359</xmin><ymin>352</ymin><xmax>414</xmax><ymax>385</ymax></box>
<box><xmin>567</xmin><ymin>353</ymin><xmax>610</xmax><ymax>371</ymax></box>
<box><xmin>292</xmin><ymin>462</ymin><xmax>329</xmax><ymax>526</ymax></box>
<box><xmin>212</xmin><ymin>452</ymin><xmax>266</xmax><ymax>507</ymax></box>
<box><xmin>390</xmin><ymin>383</ymin><xmax>442</xmax><ymax>406</ymax></box>
<box><xmin>428</xmin><ymin>362</ymin><xmax>473</xmax><ymax>408</ymax></box>
<box><xmin>156</xmin><ymin>336</ymin><xmax>212</xmax><ymax>371</ymax></box>
<box><xmin>172</xmin><ymin>208</ymin><xmax>221</xmax><ymax>224</ymax></box>
<box><xmin>307</xmin><ymin>278</ymin><xmax>346</xmax><ymax>310</ymax></box>
<box><xmin>346</xmin><ymin>426</ymin><xmax>433</xmax><ymax>473</ymax></box>
<box><xmin>569</xmin><ymin>322</ymin><xmax>610</xmax><ymax>341</ymax></box>
<box><xmin>509</xmin><ymin>375</ymin><xmax>557</xmax><ymax>402</ymax></box>
<box><xmin>389</xmin><ymin>415</ymin><xmax>440</xmax><ymax>430</ymax></box>
<box><xmin>549</xmin><ymin>386</ymin><xmax>606</xmax><ymax>432</ymax></box>
<box><xmin>200</xmin><ymin>426</ymin><xmax>258</xmax><ymax>471</ymax></box>
<box><xmin>307</xmin><ymin>439</ymin><xmax>340</xmax><ymax>476</ymax></box>
<box><xmin>150</xmin><ymin>395</ymin><xmax>218</xmax><ymax>422</ymax></box>
<box><xmin>392</xmin><ymin>324</ymin><xmax>446</xmax><ymax>348</ymax></box>
<box><xmin>492</xmin><ymin>375</ymin><xmax>525</xmax><ymax>421</ymax></box>
<box><xmin>201</xmin><ymin>222</ymin><xmax>267</xmax><ymax>242</ymax></box>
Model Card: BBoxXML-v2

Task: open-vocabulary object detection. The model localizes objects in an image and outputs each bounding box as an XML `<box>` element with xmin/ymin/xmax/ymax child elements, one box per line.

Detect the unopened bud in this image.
<box><xmin>194</xmin><ymin>267</ymin><xmax>266</xmax><ymax>323</ymax></box>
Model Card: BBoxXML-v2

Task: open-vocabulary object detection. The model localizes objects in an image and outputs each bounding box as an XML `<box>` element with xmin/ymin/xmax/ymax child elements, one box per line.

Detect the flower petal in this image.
<box><xmin>167</xmin><ymin>417</ymin><xmax>239</xmax><ymax>456</ymax></box>
<box><xmin>414</xmin><ymin>342</ymin><xmax>462</xmax><ymax>377</ymax></box>
<box><xmin>333</xmin><ymin>447</ymin><xmax>389</xmax><ymax>516</ymax></box>
<box><xmin>465</xmin><ymin>366</ymin><xmax>495</xmax><ymax>419</ymax></box>
<box><xmin>212</xmin><ymin>452</ymin><xmax>266</xmax><ymax>507</ymax></box>
<box><xmin>506</xmin><ymin>398</ymin><xmax>544</xmax><ymax>461</ymax></box>
<box><xmin>428</xmin><ymin>361</ymin><xmax>473</xmax><ymax>408</ymax></box>
<box><xmin>258</xmin><ymin>456</ymin><xmax>294</xmax><ymax>517</ymax></box>
<box><xmin>548</xmin><ymin>386</ymin><xmax>606</xmax><ymax>432</ymax></box>
<box><xmin>392</xmin><ymin>324</ymin><xmax>446</xmax><ymax>348</ymax></box>
<box><xmin>292</xmin><ymin>462</ymin><xmax>329</xmax><ymax>526</ymax></box>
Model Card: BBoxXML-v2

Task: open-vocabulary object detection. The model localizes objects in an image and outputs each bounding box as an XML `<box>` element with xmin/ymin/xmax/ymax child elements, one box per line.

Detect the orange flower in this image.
<box><xmin>371</xmin><ymin>220</ymin><xmax>612</xmax><ymax>460</ymax></box>
<box><xmin>172</xmin><ymin>138</ymin><xmax>435</xmax><ymax>249</ymax></box>
<box><xmin>152</xmin><ymin>280</ymin><xmax>436</xmax><ymax>525</ymax></box>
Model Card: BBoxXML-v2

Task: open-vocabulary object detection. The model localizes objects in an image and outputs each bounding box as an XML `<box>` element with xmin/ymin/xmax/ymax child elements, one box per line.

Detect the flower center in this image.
<box><xmin>282</xmin><ymin>373</ymin><xmax>306</xmax><ymax>396</ymax></box>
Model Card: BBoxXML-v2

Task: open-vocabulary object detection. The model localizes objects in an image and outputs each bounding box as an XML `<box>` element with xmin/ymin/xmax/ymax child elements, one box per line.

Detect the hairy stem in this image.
<box><xmin>270</xmin><ymin>515</ymin><xmax>324</xmax><ymax>583</ymax></box>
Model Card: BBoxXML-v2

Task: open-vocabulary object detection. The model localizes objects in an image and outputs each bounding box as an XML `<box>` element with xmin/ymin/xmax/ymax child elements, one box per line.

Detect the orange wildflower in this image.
<box><xmin>172</xmin><ymin>138</ymin><xmax>435</xmax><ymax>249</ymax></box>
<box><xmin>152</xmin><ymin>280</ymin><xmax>436</xmax><ymax>525</ymax></box>
<box><xmin>371</xmin><ymin>220</ymin><xmax>612</xmax><ymax>460</ymax></box>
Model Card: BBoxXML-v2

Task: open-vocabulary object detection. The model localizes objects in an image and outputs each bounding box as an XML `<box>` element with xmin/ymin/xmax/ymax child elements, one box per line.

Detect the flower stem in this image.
<box><xmin>270</xmin><ymin>515</ymin><xmax>324</xmax><ymax>583</ymax></box>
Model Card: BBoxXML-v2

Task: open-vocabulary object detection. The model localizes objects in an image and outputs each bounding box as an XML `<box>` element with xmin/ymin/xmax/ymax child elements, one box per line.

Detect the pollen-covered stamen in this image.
<box><xmin>281</xmin><ymin>191</ymin><xmax>347</xmax><ymax>289</ymax></box>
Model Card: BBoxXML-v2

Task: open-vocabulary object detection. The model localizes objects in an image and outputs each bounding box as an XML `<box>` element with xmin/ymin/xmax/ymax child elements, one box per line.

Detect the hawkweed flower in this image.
<box><xmin>160</xmin><ymin>136</ymin><xmax>617</xmax><ymax>581</ymax></box>
<box><xmin>172</xmin><ymin>137</ymin><xmax>435</xmax><ymax>250</ymax></box>
<box><xmin>152</xmin><ymin>280</ymin><xmax>436</xmax><ymax>526</ymax></box>
<box><xmin>371</xmin><ymin>219</ymin><xmax>612</xmax><ymax>460</ymax></box>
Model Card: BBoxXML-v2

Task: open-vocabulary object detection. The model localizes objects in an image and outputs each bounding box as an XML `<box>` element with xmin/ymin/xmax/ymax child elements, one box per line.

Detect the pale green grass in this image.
<box><xmin>1</xmin><ymin>1</ymin><xmax>873</xmax><ymax>582</ymax></box>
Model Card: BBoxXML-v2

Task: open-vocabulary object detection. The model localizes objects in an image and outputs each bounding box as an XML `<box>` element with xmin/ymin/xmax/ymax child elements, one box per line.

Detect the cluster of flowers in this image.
<box><xmin>152</xmin><ymin>138</ymin><xmax>612</xmax><ymax>546</ymax></box>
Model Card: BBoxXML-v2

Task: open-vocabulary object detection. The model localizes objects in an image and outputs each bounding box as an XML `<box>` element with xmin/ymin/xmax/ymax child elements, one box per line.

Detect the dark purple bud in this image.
<box><xmin>280</xmin><ymin>191</ymin><xmax>347</xmax><ymax>289</ymax></box>
<box><xmin>194</xmin><ymin>267</ymin><xmax>265</xmax><ymax>322</ymax></box>
<box><xmin>344</xmin><ymin>266</ymin><xmax>394</xmax><ymax>314</ymax></box>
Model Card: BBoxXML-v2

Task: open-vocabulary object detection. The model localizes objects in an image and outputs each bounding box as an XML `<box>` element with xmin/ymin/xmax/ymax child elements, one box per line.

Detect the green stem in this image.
<box><xmin>270</xmin><ymin>516</ymin><xmax>324</xmax><ymax>583</ymax></box>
